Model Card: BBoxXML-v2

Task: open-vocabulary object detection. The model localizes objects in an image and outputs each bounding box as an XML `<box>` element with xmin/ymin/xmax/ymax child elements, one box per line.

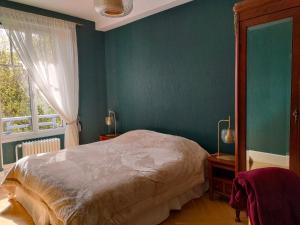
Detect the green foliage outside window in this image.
<box><xmin>0</xmin><ymin>29</ymin><xmax>62</xmax><ymax>134</ymax></box>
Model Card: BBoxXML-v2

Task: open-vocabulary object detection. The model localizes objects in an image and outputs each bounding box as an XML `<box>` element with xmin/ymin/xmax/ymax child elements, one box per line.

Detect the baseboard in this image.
<box><xmin>247</xmin><ymin>150</ymin><xmax>289</xmax><ymax>168</ymax></box>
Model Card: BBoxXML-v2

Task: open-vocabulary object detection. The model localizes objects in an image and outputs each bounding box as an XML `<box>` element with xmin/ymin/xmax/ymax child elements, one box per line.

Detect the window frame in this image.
<box><xmin>0</xmin><ymin>28</ymin><xmax>65</xmax><ymax>144</ymax></box>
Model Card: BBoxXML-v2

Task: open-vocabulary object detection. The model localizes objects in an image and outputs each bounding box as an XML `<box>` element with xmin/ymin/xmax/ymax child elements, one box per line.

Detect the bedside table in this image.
<box><xmin>99</xmin><ymin>134</ymin><xmax>119</xmax><ymax>141</ymax></box>
<box><xmin>208</xmin><ymin>153</ymin><xmax>235</xmax><ymax>200</ymax></box>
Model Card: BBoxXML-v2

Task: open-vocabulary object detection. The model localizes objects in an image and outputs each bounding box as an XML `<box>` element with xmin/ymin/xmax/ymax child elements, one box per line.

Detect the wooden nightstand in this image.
<box><xmin>208</xmin><ymin>153</ymin><xmax>235</xmax><ymax>200</ymax></box>
<box><xmin>99</xmin><ymin>134</ymin><xmax>119</xmax><ymax>141</ymax></box>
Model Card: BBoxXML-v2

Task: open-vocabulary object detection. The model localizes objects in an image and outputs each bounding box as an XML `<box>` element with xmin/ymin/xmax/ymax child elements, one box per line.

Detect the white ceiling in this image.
<box><xmin>9</xmin><ymin>0</ymin><xmax>193</xmax><ymax>31</ymax></box>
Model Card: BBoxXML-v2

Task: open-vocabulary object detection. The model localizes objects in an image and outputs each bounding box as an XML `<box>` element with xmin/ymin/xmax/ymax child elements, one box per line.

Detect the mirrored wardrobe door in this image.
<box><xmin>235</xmin><ymin>1</ymin><xmax>300</xmax><ymax>176</ymax></box>
<box><xmin>246</xmin><ymin>18</ymin><xmax>293</xmax><ymax>170</ymax></box>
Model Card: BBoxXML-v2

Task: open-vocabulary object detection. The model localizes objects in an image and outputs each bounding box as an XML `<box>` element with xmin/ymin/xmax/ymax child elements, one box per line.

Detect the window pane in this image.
<box><xmin>35</xmin><ymin>88</ymin><xmax>63</xmax><ymax>130</ymax></box>
<box><xmin>12</xmin><ymin>46</ymin><xmax>23</xmax><ymax>66</ymax></box>
<box><xmin>0</xmin><ymin>28</ymin><xmax>11</xmax><ymax>65</ymax></box>
<box><xmin>0</xmin><ymin>67</ymin><xmax>32</xmax><ymax>134</ymax></box>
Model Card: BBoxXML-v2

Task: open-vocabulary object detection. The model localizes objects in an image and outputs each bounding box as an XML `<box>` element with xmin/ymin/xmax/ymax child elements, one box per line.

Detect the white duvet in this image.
<box><xmin>2</xmin><ymin>130</ymin><xmax>208</xmax><ymax>225</ymax></box>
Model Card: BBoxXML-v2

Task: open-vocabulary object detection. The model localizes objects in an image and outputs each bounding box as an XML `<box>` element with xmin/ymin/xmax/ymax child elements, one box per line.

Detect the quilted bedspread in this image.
<box><xmin>2</xmin><ymin>130</ymin><xmax>208</xmax><ymax>225</ymax></box>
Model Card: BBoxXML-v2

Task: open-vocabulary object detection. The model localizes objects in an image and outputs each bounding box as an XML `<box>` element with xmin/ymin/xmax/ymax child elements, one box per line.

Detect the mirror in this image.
<box><xmin>246</xmin><ymin>18</ymin><xmax>292</xmax><ymax>170</ymax></box>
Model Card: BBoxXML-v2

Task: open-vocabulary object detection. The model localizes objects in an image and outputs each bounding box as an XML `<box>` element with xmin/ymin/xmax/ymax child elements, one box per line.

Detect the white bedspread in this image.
<box><xmin>2</xmin><ymin>130</ymin><xmax>208</xmax><ymax>225</ymax></box>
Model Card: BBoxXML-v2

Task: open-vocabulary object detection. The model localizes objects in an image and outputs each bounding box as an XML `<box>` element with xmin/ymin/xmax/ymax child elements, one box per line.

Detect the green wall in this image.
<box><xmin>1</xmin><ymin>0</ymin><xmax>238</xmax><ymax>162</ymax></box>
<box><xmin>247</xmin><ymin>19</ymin><xmax>292</xmax><ymax>156</ymax></box>
<box><xmin>105</xmin><ymin>0</ymin><xmax>236</xmax><ymax>153</ymax></box>
<box><xmin>0</xmin><ymin>1</ymin><xmax>107</xmax><ymax>164</ymax></box>
<box><xmin>77</xmin><ymin>26</ymin><xmax>107</xmax><ymax>144</ymax></box>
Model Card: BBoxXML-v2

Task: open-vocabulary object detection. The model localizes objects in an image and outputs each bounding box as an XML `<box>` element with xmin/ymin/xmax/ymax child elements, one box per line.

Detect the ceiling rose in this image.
<box><xmin>95</xmin><ymin>0</ymin><xmax>133</xmax><ymax>17</ymax></box>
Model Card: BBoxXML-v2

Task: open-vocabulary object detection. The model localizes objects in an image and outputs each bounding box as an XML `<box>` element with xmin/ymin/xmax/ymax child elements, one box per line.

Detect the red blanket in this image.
<box><xmin>229</xmin><ymin>167</ymin><xmax>300</xmax><ymax>225</ymax></box>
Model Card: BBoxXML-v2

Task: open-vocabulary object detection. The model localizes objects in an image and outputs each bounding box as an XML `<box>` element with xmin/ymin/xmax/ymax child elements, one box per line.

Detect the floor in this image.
<box><xmin>160</xmin><ymin>196</ymin><xmax>248</xmax><ymax>225</ymax></box>
<box><xmin>0</xmin><ymin>186</ymin><xmax>248</xmax><ymax>225</ymax></box>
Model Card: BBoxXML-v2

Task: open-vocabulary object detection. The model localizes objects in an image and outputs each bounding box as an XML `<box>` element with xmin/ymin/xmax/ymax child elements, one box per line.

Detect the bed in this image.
<box><xmin>1</xmin><ymin>130</ymin><xmax>209</xmax><ymax>225</ymax></box>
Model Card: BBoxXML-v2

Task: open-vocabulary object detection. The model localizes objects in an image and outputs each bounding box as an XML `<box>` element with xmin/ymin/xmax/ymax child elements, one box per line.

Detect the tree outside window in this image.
<box><xmin>0</xmin><ymin>27</ymin><xmax>63</xmax><ymax>137</ymax></box>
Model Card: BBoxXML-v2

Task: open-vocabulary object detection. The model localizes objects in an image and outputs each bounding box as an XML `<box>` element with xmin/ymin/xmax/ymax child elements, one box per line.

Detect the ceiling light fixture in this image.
<box><xmin>95</xmin><ymin>0</ymin><xmax>133</xmax><ymax>17</ymax></box>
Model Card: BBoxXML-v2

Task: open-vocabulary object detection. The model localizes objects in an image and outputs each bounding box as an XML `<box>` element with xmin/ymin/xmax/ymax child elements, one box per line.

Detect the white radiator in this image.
<box><xmin>15</xmin><ymin>138</ymin><xmax>61</xmax><ymax>160</ymax></box>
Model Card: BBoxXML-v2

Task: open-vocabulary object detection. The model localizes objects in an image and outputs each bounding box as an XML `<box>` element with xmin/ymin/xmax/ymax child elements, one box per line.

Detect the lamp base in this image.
<box><xmin>216</xmin><ymin>154</ymin><xmax>235</xmax><ymax>161</ymax></box>
<box><xmin>106</xmin><ymin>133</ymin><xmax>118</xmax><ymax>137</ymax></box>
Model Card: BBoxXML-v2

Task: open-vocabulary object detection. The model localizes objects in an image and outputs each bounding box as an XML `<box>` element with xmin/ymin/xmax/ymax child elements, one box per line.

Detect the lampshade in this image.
<box><xmin>105</xmin><ymin>116</ymin><xmax>113</xmax><ymax>126</ymax></box>
<box><xmin>95</xmin><ymin>0</ymin><xmax>133</xmax><ymax>17</ymax></box>
<box><xmin>221</xmin><ymin>128</ymin><xmax>235</xmax><ymax>144</ymax></box>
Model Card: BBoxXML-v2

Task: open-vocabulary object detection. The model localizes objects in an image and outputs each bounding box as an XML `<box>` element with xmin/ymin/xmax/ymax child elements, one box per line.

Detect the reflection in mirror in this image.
<box><xmin>246</xmin><ymin>18</ymin><xmax>292</xmax><ymax>170</ymax></box>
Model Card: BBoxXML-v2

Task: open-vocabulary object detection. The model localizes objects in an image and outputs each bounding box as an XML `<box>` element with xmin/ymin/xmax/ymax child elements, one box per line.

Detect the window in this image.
<box><xmin>0</xmin><ymin>28</ymin><xmax>64</xmax><ymax>143</ymax></box>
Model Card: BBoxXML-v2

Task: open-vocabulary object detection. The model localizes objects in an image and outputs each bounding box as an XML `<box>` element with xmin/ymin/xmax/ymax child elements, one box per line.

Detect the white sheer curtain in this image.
<box><xmin>0</xmin><ymin>7</ymin><xmax>79</xmax><ymax>148</ymax></box>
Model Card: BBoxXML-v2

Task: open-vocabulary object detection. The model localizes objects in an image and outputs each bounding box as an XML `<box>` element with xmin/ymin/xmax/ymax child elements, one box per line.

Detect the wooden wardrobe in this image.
<box><xmin>234</xmin><ymin>0</ymin><xmax>300</xmax><ymax>175</ymax></box>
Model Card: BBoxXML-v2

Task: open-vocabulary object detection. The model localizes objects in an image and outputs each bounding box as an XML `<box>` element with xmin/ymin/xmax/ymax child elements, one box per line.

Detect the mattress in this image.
<box><xmin>2</xmin><ymin>130</ymin><xmax>208</xmax><ymax>225</ymax></box>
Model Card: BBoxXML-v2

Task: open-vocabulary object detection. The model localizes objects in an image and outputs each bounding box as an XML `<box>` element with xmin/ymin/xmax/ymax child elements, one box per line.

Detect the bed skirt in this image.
<box><xmin>15</xmin><ymin>181</ymin><xmax>208</xmax><ymax>225</ymax></box>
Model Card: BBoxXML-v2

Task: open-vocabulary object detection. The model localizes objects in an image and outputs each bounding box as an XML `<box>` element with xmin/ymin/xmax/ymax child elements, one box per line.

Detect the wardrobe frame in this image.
<box><xmin>234</xmin><ymin>0</ymin><xmax>300</xmax><ymax>175</ymax></box>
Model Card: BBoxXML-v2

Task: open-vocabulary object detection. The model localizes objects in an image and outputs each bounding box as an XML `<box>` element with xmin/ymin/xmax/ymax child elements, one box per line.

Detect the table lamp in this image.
<box><xmin>217</xmin><ymin>116</ymin><xmax>235</xmax><ymax>160</ymax></box>
<box><xmin>105</xmin><ymin>110</ymin><xmax>117</xmax><ymax>136</ymax></box>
